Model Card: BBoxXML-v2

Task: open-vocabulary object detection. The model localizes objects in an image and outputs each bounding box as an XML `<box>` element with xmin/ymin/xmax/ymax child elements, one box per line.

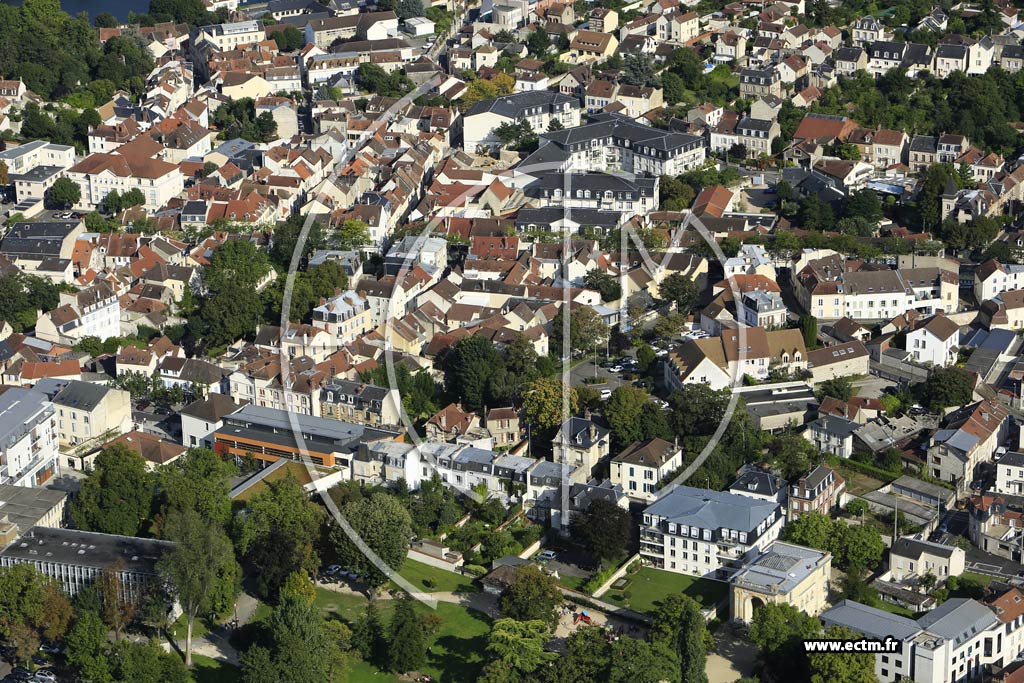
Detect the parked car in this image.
<box><xmin>33</xmin><ymin>671</ymin><xmax>56</xmax><ymax>683</ymax></box>
<box><xmin>600</xmin><ymin>389</ymin><xmax>612</xmax><ymax>400</ymax></box>
<box><xmin>536</xmin><ymin>550</ymin><xmax>557</xmax><ymax>562</ymax></box>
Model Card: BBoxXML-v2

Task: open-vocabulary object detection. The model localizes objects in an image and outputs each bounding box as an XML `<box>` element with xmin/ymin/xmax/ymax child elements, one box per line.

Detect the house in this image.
<box><xmin>552</xmin><ymin>415</ymin><xmax>610</xmax><ymax>482</ymax></box>
<box><xmin>906</xmin><ymin>314</ymin><xmax>961</xmax><ymax>367</ymax></box>
<box><xmin>889</xmin><ymin>537</ymin><xmax>966</xmax><ymax>583</ymax></box>
<box><xmin>851</xmin><ymin>16</ymin><xmax>892</xmax><ymax>46</ymax></box>
<box><xmin>37</xmin><ymin>379</ymin><xmax>132</xmax><ymax>453</ymax></box>
<box><xmin>806</xmin><ymin>341</ymin><xmax>870</xmax><ymax>383</ymax></box>
<box><xmin>663</xmin><ymin>328</ymin><xmax>807</xmax><ymax>390</ymax></box>
<box><xmin>908</xmin><ymin>135</ymin><xmax>937</xmax><ymax>173</ymax></box>
<box><xmin>103</xmin><ymin>431</ymin><xmax>186</xmax><ymax>470</ymax></box>
<box><xmin>788</xmin><ymin>464</ymin><xmax>845</xmax><ymax>520</ymax></box>
<box><xmin>804</xmin><ymin>414</ymin><xmax>859</xmax><ymax>458</ymax></box>
<box><xmin>319</xmin><ymin>381</ymin><xmax>402</xmax><ymax>428</ymax></box>
<box><xmin>486</xmin><ymin>407</ymin><xmax>521</xmax><ymax>449</ymax></box>
<box><xmin>180</xmin><ymin>393</ymin><xmax>245</xmax><ymax>449</ymax></box>
<box><xmin>739</xmin><ymin>66</ymin><xmax>782</xmax><ymax>99</ymax></box>
<box><xmin>565</xmin><ymin>30</ymin><xmax>618</xmax><ymax>64</ymax></box>
<box><xmin>639</xmin><ymin>485</ymin><xmax>785</xmax><ymax>579</ymax></box>
<box><xmin>927</xmin><ymin>399</ymin><xmax>1010</xmax><ymax>488</ymax></box>
<box><xmin>735</xmin><ymin>117</ymin><xmax>779</xmax><ymax>157</ymax></box>
<box><xmin>610</xmin><ymin>437</ymin><xmax>683</xmax><ymax>502</ymax></box>
<box><xmin>463</xmin><ymin>91</ymin><xmax>582</xmax><ymax>152</ymax></box>
<box><xmin>729</xmin><ymin>541</ymin><xmax>831</xmax><ymax>622</ymax></box>
<box><xmin>833</xmin><ymin>46</ymin><xmax>867</xmax><ymax>78</ymax></box>
<box><xmin>34</xmin><ymin>282</ymin><xmax>120</xmax><ymax>345</ymax></box>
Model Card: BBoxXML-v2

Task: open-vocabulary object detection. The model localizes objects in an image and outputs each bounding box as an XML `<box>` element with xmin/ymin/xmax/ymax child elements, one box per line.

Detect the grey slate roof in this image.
<box><xmin>820</xmin><ymin>599</ymin><xmax>921</xmax><ymax>641</ymax></box>
<box><xmin>916</xmin><ymin>598</ymin><xmax>998</xmax><ymax>647</ymax></box>
<box><xmin>891</xmin><ymin>537</ymin><xmax>957</xmax><ymax>561</ymax></box>
<box><xmin>645</xmin><ymin>485</ymin><xmax>778</xmax><ymax>534</ymax></box>
<box><xmin>466</xmin><ymin>91</ymin><xmax>579</xmax><ymax>118</ymax></box>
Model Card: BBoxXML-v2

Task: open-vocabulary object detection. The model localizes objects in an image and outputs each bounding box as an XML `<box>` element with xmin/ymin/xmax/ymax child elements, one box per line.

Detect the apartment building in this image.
<box><xmin>65</xmin><ymin>150</ymin><xmax>184</xmax><ymax>212</ymax></box>
<box><xmin>34</xmin><ymin>282</ymin><xmax>120</xmax><ymax>345</ymax></box>
<box><xmin>0</xmin><ymin>141</ymin><xmax>76</xmax><ymax>202</ymax></box>
<box><xmin>906</xmin><ymin>314</ymin><xmax>961</xmax><ymax>367</ymax></box>
<box><xmin>524</xmin><ymin>172</ymin><xmax>659</xmax><ymax>218</ymax></box>
<box><xmin>519</xmin><ymin>113</ymin><xmax>706</xmax><ymax>179</ymax></box>
<box><xmin>663</xmin><ymin>328</ymin><xmax>807</xmax><ymax>391</ymax></box>
<box><xmin>464</xmin><ymin>91</ymin><xmax>582</xmax><ymax>152</ymax></box>
<box><xmin>993</xmin><ymin>451</ymin><xmax>1024</xmax><ymax>495</ymax></box>
<box><xmin>192</xmin><ymin>20</ymin><xmax>265</xmax><ymax>52</ymax></box>
<box><xmin>927</xmin><ymin>399</ymin><xmax>1010</xmax><ymax>487</ymax></box>
<box><xmin>39</xmin><ymin>380</ymin><xmax>131</xmax><ymax>451</ymax></box>
<box><xmin>0</xmin><ymin>388</ymin><xmax>59</xmax><ymax>488</ymax></box>
<box><xmin>640</xmin><ymin>485</ymin><xmax>785</xmax><ymax>579</ymax></box>
<box><xmin>312</xmin><ymin>291</ymin><xmax>374</xmax><ymax>346</ymax></box>
<box><xmin>319</xmin><ymin>381</ymin><xmax>402</xmax><ymax>428</ymax></box>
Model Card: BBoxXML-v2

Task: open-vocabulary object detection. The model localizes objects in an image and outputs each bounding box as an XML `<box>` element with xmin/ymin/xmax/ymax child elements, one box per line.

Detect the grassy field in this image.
<box><xmin>601</xmin><ymin>567</ymin><xmax>728</xmax><ymax>614</ymax></box>
<box><xmin>387</xmin><ymin>559</ymin><xmax>476</xmax><ymax>594</ymax></box>
<box><xmin>191</xmin><ymin>655</ymin><xmax>241</xmax><ymax>683</ymax></box>
<box><xmin>876</xmin><ymin>601</ymin><xmax>916</xmax><ymax>617</ymax></box>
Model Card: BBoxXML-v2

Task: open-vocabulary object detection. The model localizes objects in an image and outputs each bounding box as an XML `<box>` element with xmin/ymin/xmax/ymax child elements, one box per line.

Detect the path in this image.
<box><xmin>706</xmin><ymin>630</ymin><xmax>758</xmax><ymax>683</ymax></box>
<box><xmin>167</xmin><ymin>590</ymin><xmax>261</xmax><ymax>666</ymax></box>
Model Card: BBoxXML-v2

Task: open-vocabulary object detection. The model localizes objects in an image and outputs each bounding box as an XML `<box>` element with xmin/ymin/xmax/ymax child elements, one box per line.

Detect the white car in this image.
<box><xmin>600</xmin><ymin>389</ymin><xmax>612</xmax><ymax>400</ymax></box>
<box><xmin>536</xmin><ymin>550</ymin><xmax>557</xmax><ymax>562</ymax></box>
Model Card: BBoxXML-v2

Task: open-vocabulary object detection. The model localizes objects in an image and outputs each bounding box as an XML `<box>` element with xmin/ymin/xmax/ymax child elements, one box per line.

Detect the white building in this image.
<box><xmin>906</xmin><ymin>314</ymin><xmax>960</xmax><ymax>367</ymax></box>
<box><xmin>65</xmin><ymin>152</ymin><xmax>184</xmax><ymax>212</ymax></box>
<box><xmin>463</xmin><ymin>91</ymin><xmax>582</xmax><ymax>153</ymax></box>
<box><xmin>0</xmin><ymin>388</ymin><xmax>59</xmax><ymax>488</ymax></box>
<box><xmin>610</xmin><ymin>437</ymin><xmax>682</xmax><ymax>502</ymax></box>
<box><xmin>34</xmin><ymin>282</ymin><xmax>121</xmax><ymax>345</ymax></box>
<box><xmin>193</xmin><ymin>20</ymin><xmax>265</xmax><ymax>52</ymax></box>
<box><xmin>640</xmin><ymin>485</ymin><xmax>784</xmax><ymax>579</ymax></box>
<box><xmin>0</xmin><ymin>141</ymin><xmax>77</xmax><ymax>203</ymax></box>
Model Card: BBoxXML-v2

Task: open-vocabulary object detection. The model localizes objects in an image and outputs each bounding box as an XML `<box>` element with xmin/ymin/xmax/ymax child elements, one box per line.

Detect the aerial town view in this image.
<box><xmin>4</xmin><ymin>0</ymin><xmax>1024</xmax><ymax>681</ymax></box>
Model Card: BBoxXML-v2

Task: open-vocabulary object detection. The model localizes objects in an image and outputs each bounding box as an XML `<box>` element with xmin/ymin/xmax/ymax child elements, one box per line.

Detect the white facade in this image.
<box><xmin>0</xmin><ymin>389</ymin><xmax>59</xmax><ymax>488</ymax></box>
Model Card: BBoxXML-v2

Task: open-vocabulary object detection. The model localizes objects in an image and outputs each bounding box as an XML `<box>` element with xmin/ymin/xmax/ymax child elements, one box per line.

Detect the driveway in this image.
<box><xmin>707</xmin><ymin>630</ymin><xmax>758</xmax><ymax>683</ymax></box>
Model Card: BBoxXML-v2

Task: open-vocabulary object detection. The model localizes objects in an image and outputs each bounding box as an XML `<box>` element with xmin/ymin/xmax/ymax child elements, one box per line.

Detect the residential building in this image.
<box><xmin>788</xmin><ymin>464</ymin><xmax>846</xmax><ymax>520</ymax></box>
<box><xmin>995</xmin><ymin>452</ymin><xmax>1024</xmax><ymax>496</ymax></box>
<box><xmin>40</xmin><ymin>380</ymin><xmax>131</xmax><ymax>452</ymax></box>
<box><xmin>180</xmin><ymin>393</ymin><xmax>245</xmax><ymax>449</ymax></box>
<box><xmin>312</xmin><ymin>291</ymin><xmax>374</xmax><ymax>346</ymax></box>
<box><xmin>65</xmin><ymin>150</ymin><xmax>185</xmax><ymax>212</ymax></box>
<box><xmin>0</xmin><ymin>388</ymin><xmax>59</xmax><ymax>488</ymax></box>
<box><xmin>889</xmin><ymin>537</ymin><xmax>966</xmax><ymax>583</ymax></box>
<box><xmin>804</xmin><ymin>414</ymin><xmax>859</xmax><ymax>458</ymax></box>
<box><xmin>319</xmin><ymin>381</ymin><xmax>402</xmax><ymax>428</ymax></box>
<box><xmin>610</xmin><ymin>437</ymin><xmax>682</xmax><ymax>502</ymax></box>
<box><xmin>739</xmin><ymin>67</ymin><xmax>783</xmax><ymax>99</ymax></box>
<box><xmin>0</xmin><ymin>141</ymin><xmax>76</xmax><ymax>203</ymax></box>
<box><xmin>906</xmin><ymin>314</ymin><xmax>961</xmax><ymax>367</ymax></box>
<box><xmin>552</xmin><ymin>415</ymin><xmax>610</xmax><ymax>482</ymax></box>
<box><xmin>34</xmin><ymin>282</ymin><xmax>120</xmax><ymax>345</ymax></box>
<box><xmin>663</xmin><ymin>328</ymin><xmax>807</xmax><ymax>390</ymax></box>
<box><xmin>639</xmin><ymin>485</ymin><xmax>785</xmax><ymax>578</ymax></box>
<box><xmin>464</xmin><ymin>91</ymin><xmax>582</xmax><ymax>152</ymax></box>
<box><xmin>927</xmin><ymin>399</ymin><xmax>1010</xmax><ymax>487</ymax></box>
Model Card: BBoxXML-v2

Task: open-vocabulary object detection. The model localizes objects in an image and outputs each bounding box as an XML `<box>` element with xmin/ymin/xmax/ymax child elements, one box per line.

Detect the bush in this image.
<box><xmin>462</xmin><ymin>564</ymin><xmax>487</xmax><ymax>577</ymax></box>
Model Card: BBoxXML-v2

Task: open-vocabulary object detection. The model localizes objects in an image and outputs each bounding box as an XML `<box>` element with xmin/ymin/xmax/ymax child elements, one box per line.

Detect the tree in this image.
<box><xmin>832</xmin><ymin>523</ymin><xmax>885</xmax><ymax>571</ymax></box>
<box><xmin>396</xmin><ymin>0</ymin><xmax>423</xmax><ymax>18</ymax></box>
<box><xmin>388</xmin><ymin>594</ymin><xmax>426</xmax><ymax>673</ymax></box>
<box><xmin>47</xmin><ymin>177</ymin><xmax>80</xmax><ymax>208</ymax></box>
<box><xmin>636</xmin><ymin>343</ymin><xmax>656</xmax><ymax>372</ymax></box>
<box><xmin>351</xmin><ymin>600</ymin><xmax>387</xmax><ymax>665</ymax></box>
<box><xmin>526</xmin><ymin>26</ymin><xmax>549</xmax><ymax>56</ymax></box>
<box><xmin>799</xmin><ymin>314</ymin><xmax>818</xmax><ymax>349</ymax></box>
<box><xmin>768</xmin><ymin>430</ymin><xmax>816</xmax><ymax>480</ymax></box>
<box><xmin>818</xmin><ymin>375</ymin><xmax>854</xmax><ymax>402</ymax></box>
<box><xmin>158</xmin><ymin>508</ymin><xmax>240</xmax><ymax>666</ymax></box>
<box><xmin>65</xmin><ymin>608</ymin><xmax>110</xmax><ymax>682</ymax></box>
<box><xmin>331</xmin><ymin>492</ymin><xmax>413</xmax><ymax>589</ymax></box>
<box><xmin>234</xmin><ymin>475</ymin><xmax>325</xmax><ymax>600</ymax></box>
<box><xmin>608</xmin><ymin>637</ymin><xmax>680</xmax><ymax>683</ymax></box>
<box><xmin>583</xmin><ymin>270</ymin><xmax>622</xmax><ymax>302</ymax></box>
<box><xmin>782</xmin><ymin>511</ymin><xmax>833</xmax><ymax>551</ymax></box>
<box><xmin>266</xmin><ymin>25</ymin><xmax>304</xmax><ymax>51</ymax></box>
<box><xmin>551</xmin><ymin>306</ymin><xmax>609</xmax><ymax>357</ymax></box>
<box><xmin>499</xmin><ymin>565</ymin><xmax>562</xmax><ymax>626</ymax></box>
<box><xmin>918</xmin><ymin>367</ymin><xmax>974</xmax><ymax>412</ymax></box>
<box><xmin>70</xmin><ymin>443</ymin><xmax>154</xmax><ymax>537</ymax></box>
<box><xmin>335</xmin><ymin>219</ymin><xmax>370</xmax><ymax>251</ymax></box>
<box><xmin>919</xmin><ymin>571</ymin><xmax>938</xmax><ymax>593</ymax></box>
<box><xmin>482</xmin><ymin>618</ymin><xmax>556</xmax><ymax>680</ymax></box>
<box><xmin>659</xmin><ymin>272</ymin><xmax>699</xmax><ymax>312</ymax></box>
<box><xmin>444</xmin><ymin>335</ymin><xmax>504</xmax><ymax>410</ymax></box>
<box><xmin>0</xmin><ymin>564</ymin><xmax>72</xmax><ymax>664</ymax></box>
<box><xmin>650</xmin><ymin>593</ymin><xmax>708</xmax><ymax>683</ymax></box>
<box><xmin>605</xmin><ymin>385</ymin><xmax>670</xmax><ymax>447</ymax></box>
<box><xmin>808</xmin><ymin>625</ymin><xmax>877</xmax><ymax>683</ymax></box>
<box><xmin>523</xmin><ymin>377</ymin><xmax>577</xmax><ymax>434</ymax></box>
<box><xmin>93</xmin><ymin>12</ymin><xmax>118</xmax><ymax>27</ymax></box>
<box><xmin>155</xmin><ymin>447</ymin><xmax>237</xmax><ymax>532</ymax></box>
<box><xmin>241</xmin><ymin>589</ymin><xmax>335</xmax><ymax>683</ymax></box>
<box><xmin>570</xmin><ymin>498</ymin><xmax>632</xmax><ymax>562</ymax></box>
<box><xmin>749</xmin><ymin>602</ymin><xmax>820</xmax><ymax>683</ymax></box>
<box><xmin>621</xmin><ymin>53</ymin><xmax>657</xmax><ymax>87</ymax></box>
<box><xmin>844</xmin><ymin>188</ymin><xmax>883</xmax><ymax>224</ymax></box>
<box><xmin>0</xmin><ymin>160</ymin><xmax>8</xmax><ymax>186</ymax></box>
<box><xmin>96</xmin><ymin>560</ymin><xmax>134</xmax><ymax>640</ymax></box>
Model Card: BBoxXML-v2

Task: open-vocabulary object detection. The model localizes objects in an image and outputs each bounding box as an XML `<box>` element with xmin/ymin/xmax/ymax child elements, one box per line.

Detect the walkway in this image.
<box><xmin>167</xmin><ymin>590</ymin><xmax>261</xmax><ymax>666</ymax></box>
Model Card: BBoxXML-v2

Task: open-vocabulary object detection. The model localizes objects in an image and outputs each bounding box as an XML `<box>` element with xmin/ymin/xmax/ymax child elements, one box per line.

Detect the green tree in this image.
<box><xmin>818</xmin><ymin>375</ymin><xmax>854</xmax><ymax>401</ymax></box>
<box><xmin>65</xmin><ymin>608</ymin><xmax>110</xmax><ymax>682</ymax></box>
<box><xmin>650</xmin><ymin>593</ymin><xmax>708</xmax><ymax>683</ymax></box>
<box><xmin>844</xmin><ymin>188</ymin><xmax>883</xmax><ymax>224</ymax></box>
<box><xmin>158</xmin><ymin>508</ymin><xmax>240</xmax><ymax>666</ymax></box>
<box><xmin>768</xmin><ymin>430</ymin><xmax>816</xmax><ymax>480</ymax></box>
<box><xmin>388</xmin><ymin>594</ymin><xmax>426</xmax><ymax>673</ymax></box>
<box><xmin>605</xmin><ymin>385</ymin><xmax>670</xmax><ymax>447</ymax></box>
<box><xmin>234</xmin><ymin>475</ymin><xmax>325</xmax><ymax>600</ymax></box>
<box><xmin>551</xmin><ymin>306</ymin><xmax>609</xmax><ymax>357</ymax></box>
<box><xmin>523</xmin><ymin>377</ymin><xmax>577</xmax><ymax>433</ymax></box>
<box><xmin>499</xmin><ymin>565</ymin><xmax>561</xmax><ymax>626</ymax></box>
<box><xmin>570</xmin><ymin>497</ymin><xmax>632</xmax><ymax>562</ymax></box>
<box><xmin>155</xmin><ymin>447</ymin><xmax>236</xmax><ymax>532</ymax></box>
<box><xmin>608</xmin><ymin>637</ymin><xmax>681</xmax><ymax>683</ymax></box>
<box><xmin>241</xmin><ymin>590</ymin><xmax>335</xmax><ymax>683</ymax></box>
<box><xmin>526</xmin><ymin>26</ymin><xmax>550</xmax><ymax>56</ymax></box>
<box><xmin>749</xmin><ymin>602</ymin><xmax>820</xmax><ymax>683</ymax></box>
<box><xmin>330</xmin><ymin>492</ymin><xmax>413</xmax><ymax>588</ymax></box>
<box><xmin>482</xmin><ymin>618</ymin><xmax>556</xmax><ymax>679</ymax></box>
<box><xmin>47</xmin><ymin>177</ymin><xmax>80</xmax><ymax>208</ymax></box>
<box><xmin>636</xmin><ymin>343</ymin><xmax>656</xmax><ymax>371</ymax></box>
<box><xmin>351</xmin><ymin>600</ymin><xmax>387</xmax><ymax>665</ymax></box>
<box><xmin>832</xmin><ymin>523</ymin><xmax>885</xmax><ymax>571</ymax></box>
<box><xmin>660</xmin><ymin>272</ymin><xmax>699</xmax><ymax>312</ymax></box>
<box><xmin>70</xmin><ymin>443</ymin><xmax>154</xmax><ymax>537</ymax></box>
<box><xmin>782</xmin><ymin>511</ymin><xmax>833</xmax><ymax>551</ymax></box>
<box><xmin>444</xmin><ymin>335</ymin><xmax>504</xmax><ymax>410</ymax></box>
<box><xmin>808</xmin><ymin>625</ymin><xmax>877</xmax><ymax>683</ymax></box>
<box><xmin>799</xmin><ymin>314</ymin><xmax>818</xmax><ymax>349</ymax></box>
<box><xmin>583</xmin><ymin>269</ymin><xmax>622</xmax><ymax>302</ymax></box>
<box><xmin>918</xmin><ymin>367</ymin><xmax>974</xmax><ymax>411</ymax></box>
<box><xmin>335</xmin><ymin>219</ymin><xmax>370</xmax><ymax>251</ymax></box>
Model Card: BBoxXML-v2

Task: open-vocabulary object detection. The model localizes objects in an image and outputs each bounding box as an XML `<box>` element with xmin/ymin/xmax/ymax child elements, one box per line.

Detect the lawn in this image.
<box><xmin>876</xmin><ymin>601</ymin><xmax>916</xmax><ymax>617</ymax></box>
<box><xmin>169</xmin><ymin>614</ymin><xmax>210</xmax><ymax>641</ymax></box>
<box><xmin>387</xmin><ymin>559</ymin><xmax>477</xmax><ymax>594</ymax></box>
<box><xmin>191</xmin><ymin>655</ymin><xmax>241</xmax><ymax>683</ymax></box>
<box><xmin>602</xmin><ymin>567</ymin><xmax>729</xmax><ymax>614</ymax></box>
